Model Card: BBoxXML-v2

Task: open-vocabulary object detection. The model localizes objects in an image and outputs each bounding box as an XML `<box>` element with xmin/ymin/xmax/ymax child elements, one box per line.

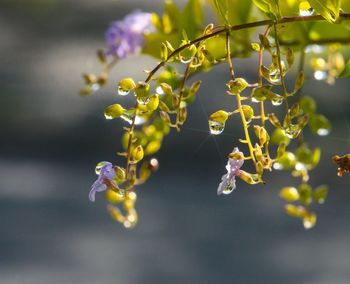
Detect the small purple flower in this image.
<box><xmin>89</xmin><ymin>162</ymin><xmax>116</xmax><ymax>202</ymax></box>
<box><xmin>217</xmin><ymin>147</ymin><xmax>244</xmax><ymax>195</ymax></box>
<box><xmin>105</xmin><ymin>11</ymin><xmax>155</xmax><ymax>59</ymax></box>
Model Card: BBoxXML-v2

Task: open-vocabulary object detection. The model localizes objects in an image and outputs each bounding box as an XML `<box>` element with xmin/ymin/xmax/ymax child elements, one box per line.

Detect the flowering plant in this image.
<box><xmin>81</xmin><ymin>0</ymin><xmax>350</xmax><ymax>229</ymax></box>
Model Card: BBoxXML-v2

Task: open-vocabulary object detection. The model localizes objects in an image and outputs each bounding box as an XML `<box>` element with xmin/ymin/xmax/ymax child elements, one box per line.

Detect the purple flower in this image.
<box><xmin>217</xmin><ymin>147</ymin><xmax>244</xmax><ymax>195</ymax></box>
<box><xmin>89</xmin><ymin>162</ymin><xmax>116</xmax><ymax>202</ymax></box>
<box><xmin>105</xmin><ymin>11</ymin><xmax>155</xmax><ymax>59</ymax></box>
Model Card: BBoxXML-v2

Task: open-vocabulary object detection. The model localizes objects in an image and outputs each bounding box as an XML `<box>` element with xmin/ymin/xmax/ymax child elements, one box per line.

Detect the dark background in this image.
<box><xmin>1</xmin><ymin>0</ymin><xmax>350</xmax><ymax>283</ymax></box>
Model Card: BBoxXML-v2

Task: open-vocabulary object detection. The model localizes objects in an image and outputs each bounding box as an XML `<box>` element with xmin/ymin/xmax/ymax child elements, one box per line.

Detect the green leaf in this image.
<box><xmin>209</xmin><ymin>110</ymin><xmax>229</xmax><ymax>124</ymax></box>
<box><xmin>338</xmin><ymin>59</ymin><xmax>350</xmax><ymax>78</ymax></box>
<box><xmin>212</xmin><ymin>0</ymin><xmax>252</xmax><ymax>25</ymax></box>
<box><xmin>308</xmin><ymin>0</ymin><xmax>341</xmax><ymax>23</ymax></box>
<box><xmin>182</xmin><ymin>0</ymin><xmax>203</xmax><ymax>39</ymax></box>
<box><xmin>271</xmin><ymin>128</ymin><xmax>290</xmax><ymax>145</ymax></box>
<box><xmin>252</xmin><ymin>0</ymin><xmax>280</xmax><ymax>20</ymax></box>
<box><xmin>313</xmin><ymin>185</ymin><xmax>328</xmax><ymax>204</ymax></box>
<box><xmin>298</xmin><ymin>184</ymin><xmax>313</xmax><ymax>205</ymax></box>
<box><xmin>104</xmin><ymin>104</ymin><xmax>125</xmax><ymax>120</ymax></box>
<box><xmin>213</xmin><ymin>0</ymin><xmax>230</xmax><ymax>24</ymax></box>
<box><xmin>300</xmin><ymin>96</ymin><xmax>317</xmax><ymax>115</ymax></box>
<box><xmin>280</xmin><ymin>187</ymin><xmax>300</xmax><ymax>202</ymax></box>
<box><xmin>309</xmin><ymin>114</ymin><xmax>331</xmax><ymax>136</ymax></box>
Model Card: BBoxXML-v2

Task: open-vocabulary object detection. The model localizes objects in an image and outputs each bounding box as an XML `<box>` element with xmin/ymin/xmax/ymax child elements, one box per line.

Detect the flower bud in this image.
<box><xmin>118</xmin><ymin>78</ymin><xmax>136</xmax><ymax>93</ymax></box>
<box><xmin>242</xmin><ymin>105</ymin><xmax>254</xmax><ymax>122</ymax></box>
<box><xmin>279</xmin><ymin>187</ymin><xmax>299</xmax><ymax>202</ymax></box>
<box><xmin>209</xmin><ymin>110</ymin><xmax>229</xmax><ymax>124</ymax></box>
<box><xmin>132</xmin><ymin>145</ymin><xmax>144</xmax><ymax>162</ymax></box>
<box><xmin>104</xmin><ymin>104</ymin><xmax>126</xmax><ymax>119</ymax></box>
<box><xmin>135</xmin><ymin>81</ymin><xmax>150</xmax><ymax>98</ymax></box>
<box><xmin>227</xmin><ymin>78</ymin><xmax>248</xmax><ymax>95</ymax></box>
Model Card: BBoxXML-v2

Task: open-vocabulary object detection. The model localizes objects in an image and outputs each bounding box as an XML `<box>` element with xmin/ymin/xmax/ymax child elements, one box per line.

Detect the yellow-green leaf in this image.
<box><xmin>308</xmin><ymin>0</ymin><xmax>341</xmax><ymax>23</ymax></box>
<box><xmin>280</xmin><ymin>187</ymin><xmax>300</xmax><ymax>202</ymax></box>
<box><xmin>252</xmin><ymin>0</ymin><xmax>281</xmax><ymax>20</ymax></box>
<box><xmin>104</xmin><ymin>104</ymin><xmax>125</xmax><ymax>119</ymax></box>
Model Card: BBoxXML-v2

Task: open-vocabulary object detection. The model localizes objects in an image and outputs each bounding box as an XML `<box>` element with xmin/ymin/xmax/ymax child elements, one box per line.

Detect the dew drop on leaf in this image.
<box><xmin>118</xmin><ymin>86</ymin><xmax>130</xmax><ymax>96</ymax></box>
<box><xmin>299</xmin><ymin>1</ymin><xmax>314</xmax><ymax>16</ymax></box>
<box><xmin>271</xmin><ymin>96</ymin><xmax>283</xmax><ymax>106</ymax></box>
<box><xmin>104</xmin><ymin>113</ymin><xmax>113</xmax><ymax>120</ymax></box>
<box><xmin>121</xmin><ymin>112</ymin><xmax>134</xmax><ymax>124</ymax></box>
<box><xmin>208</xmin><ymin>120</ymin><xmax>225</xmax><ymax>135</ymax></box>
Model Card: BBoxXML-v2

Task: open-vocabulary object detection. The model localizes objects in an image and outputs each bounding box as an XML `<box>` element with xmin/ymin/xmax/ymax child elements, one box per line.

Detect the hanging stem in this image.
<box><xmin>225</xmin><ymin>30</ymin><xmax>256</xmax><ymax>163</ymax></box>
<box><xmin>125</xmin><ymin>103</ymin><xmax>139</xmax><ymax>185</ymax></box>
<box><xmin>273</xmin><ymin>23</ymin><xmax>290</xmax><ymax>121</ymax></box>
<box><xmin>258</xmin><ymin>25</ymin><xmax>271</xmax><ymax>127</ymax></box>
<box><xmin>175</xmin><ymin>63</ymin><xmax>192</xmax><ymax>130</ymax></box>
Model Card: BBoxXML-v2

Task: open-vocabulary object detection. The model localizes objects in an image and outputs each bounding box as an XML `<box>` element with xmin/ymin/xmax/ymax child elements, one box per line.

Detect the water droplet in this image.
<box><xmin>118</xmin><ymin>86</ymin><xmax>130</xmax><ymax>96</ymax></box>
<box><xmin>271</xmin><ymin>96</ymin><xmax>284</xmax><ymax>106</ymax></box>
<box><xmin>120</xmin><ymin>111</ymin><xmax>146</xmax><ymax>125</ymax></box>
<box><xmin>251</xmin><ymin>97</ymin><xmax>260</xmax><ymax>103</ymax></box>
<box><xmin>123</xmin><ymin>220</ymin><xmax>132</xmax><ymax>228</ymax></box>
<box><xmin>222</xmin><ymin>183</ymin><xmax>234</xmax><ymax>195</ymax></box>
<box><xmin>95</xmin><ymin>161</ymin><xmax>110</xmax><ymax>174</ymax></box>
<box><xmin>156</xmin><ymin>86</ymin><xmax>164</xmax><ymax>95</ymax></box>
<box><xmin>269</xmin><ymin>61</ymin><xmax>285</xmax><ymax>84</ymax></box>
<box><xmin>104</xmin><ymin>113</ymin><xmax>113</xmax><ymax>120</ymax></box>
<box><xmin>208</xmin><ymin>120</ymin><xmax>225</xmax><ymax>135</ymax></box>
<box><xmin>270</xmin><ymin>76</ymin><xmax>281</xmax><ymax>84</ymax></box>
<box><xmin>284</xmin><ymin>125</ymin><xmax>301</xmax><ymax>139</ymax></box>
<box><xmin>314</xmin><ymin>70</ymin><xmax>327</xmax><ymax>81</ymax></box>
<box><xmin>121</xmin><ymin>111</ymin><xmax>135</xmax><ymax>124</ymax></box>
<box><xmin>299</xmin><ymin>6</ymin><xmax>314</xmax><ymax>16</ymax></box>
<box><xmin>317</xmin><ymin>128</ymin><xmax>330</xmax><ymax>136</ymax></box>
<box><xmin>136</xmin><ymin>96</ymin><xmax>150</xmax><ymax>105</ymax></box>
<box><xmin>127</xmin><ymin>213</ymin><xmax>137</xmax><ymax>223</ymax></box>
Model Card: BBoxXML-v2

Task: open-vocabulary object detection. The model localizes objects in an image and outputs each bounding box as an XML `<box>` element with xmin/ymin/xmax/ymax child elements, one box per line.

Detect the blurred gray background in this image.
<box><xmin>1</xmin><ymin>0</ymin><xmax>350</xmax><ymax>283</ymax></box>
